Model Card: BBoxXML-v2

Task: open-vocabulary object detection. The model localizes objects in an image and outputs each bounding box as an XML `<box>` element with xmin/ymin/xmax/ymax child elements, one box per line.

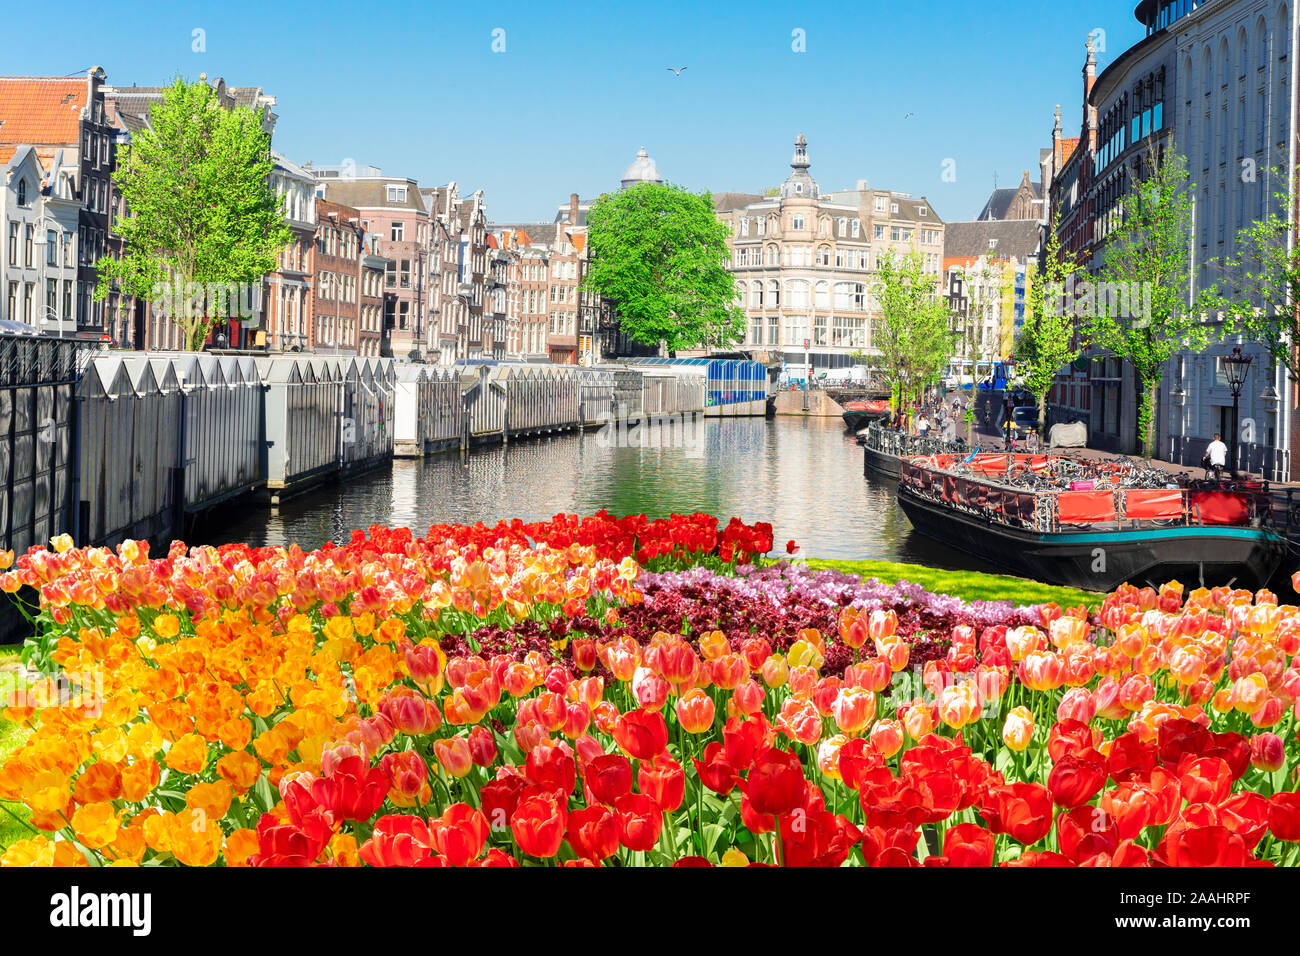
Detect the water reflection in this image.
<box><xmin>199</xmin><ymin>417</ymin><xmax>983</xmax><ymax>569</ymax></box>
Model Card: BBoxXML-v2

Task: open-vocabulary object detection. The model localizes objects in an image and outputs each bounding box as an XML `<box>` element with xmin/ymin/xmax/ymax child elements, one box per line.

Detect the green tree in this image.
<box><xmin>96</xmin><ymin>76</ymin><xmax>292</xmax><ymax>351</ymax></box>
<box><xmin>872</xmin><ymin>248</ymin><xmax>956</xmax><ymax>410</ymax></box>
<box><xmin>583</xmin><ymin>182</ymin><xmax>744</xmax><ymax>354</ymax></box>
<box><xmin>1092</xmin><ymin>143</ymin><xmax>1216</xmax><ymax>456</ymax></box>
<box><xmin>1221</xmin><ymin>164</ymin><xmax>1300</xmax><ymax>380</ymax></box>
<box><xmin>1016</xmin><ymin>216</ymin><xmax>1085</xmax><ymax>433</ymax></box>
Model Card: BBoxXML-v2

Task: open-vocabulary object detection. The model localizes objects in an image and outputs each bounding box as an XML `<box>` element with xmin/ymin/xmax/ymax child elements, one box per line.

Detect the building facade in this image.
<box><xmin>0</xmin><ymin>67</ymin><xmax>116</xmax><ymax>340</ymax></box>
<box><xmin>262</xmin><ymin>153</ymin><xmax>316</xmax><ymax>352</ymax></box>
<box><xmin>715</xmin><ymin>134</ymin><xmax>945</xmax><ymax>375</ymax></box>
<box><xmin>1047</xmin><ymin>2</ymin><xmax>1298</xmax><ymax>478</ymax></box>
<box><xmin>0</xmin><ymin>146</ymin><xmax>80</xmax><ymax>337</ymax></box>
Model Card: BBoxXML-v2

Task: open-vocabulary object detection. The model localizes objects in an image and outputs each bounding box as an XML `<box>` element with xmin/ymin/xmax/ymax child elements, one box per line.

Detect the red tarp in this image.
<box><xmin>1057</xmin><ymin>490</ymin><xmax>1117</xmax><ymax>524</ymax></box>
<box><xmin>1190</xmin><ymin>491</ymin><xmax>1250</xmax><ymax>525</ymax></box>
<box><xmin>1124</xmin><ymin>489</ymin><xmax>1185</xmax><ymax>521</ymax></box>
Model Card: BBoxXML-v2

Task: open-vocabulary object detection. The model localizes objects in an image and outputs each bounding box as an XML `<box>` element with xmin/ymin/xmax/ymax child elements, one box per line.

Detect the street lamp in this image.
<box><xmin>1223</xmin><ymin>346</ymin><xmax>1253</xmax><ymax>474</ymax></box>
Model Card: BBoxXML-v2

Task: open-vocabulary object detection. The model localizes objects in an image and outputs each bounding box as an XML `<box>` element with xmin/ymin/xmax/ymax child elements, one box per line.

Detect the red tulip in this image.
<box><xmin>428</xmin><ymin>803</ymin><xmax>489</xmax><ymax>866</ymax></box>
<box><xmin>693</xmin><ymin>742</ymin><xmax>741</xmax><ymax>796</ymax></box>
<box><xmin>943</xmin><ymin>822</ymin><xmax>994</xmax><ymax>867</ymax></box>
<box><xmin>358</xmin><ymin>814</ymin><xmax>434</xmax><ymax>867</ymax></box>
<box><xmin>468</xmin><ymin>725</ymin><xmax>497</xmax><ymax>767</ymax></box>
<box><xmin>583</xmin><ymin>753</ymin><xmax>633</xmax><ymax>806</ymax></box>
<box><xmin>615</xmin><ymin>792</ymin><xmax>663</xmax><ymax>852</ymax></box>
<box><xmin>511</xmin><ymin>789</ymin><xmax>568</xmax><ymax>858</ymax></box>
<box><xmin>979</xmin><ymin>783</ymin><xmax>1053</xmax><ymax>846</ymax></box>
<box><xmin>638</xmin><ymin>754</ymin><xmax>685</xmax><ymax>812</ymax></box>
<box><xmin>1159</xmin><ymin>825</ymin><xmax>1253</xmax><ymax>866</ymax></box>
<box><xmin>1047</xmin><ymin>751</ymin><xmax>1107</xmax><ymax>808</ymax></box>
<box><xmin>744</xmin><ymin>748</ymin><xmax>808</xmax><ymax>817</ymax></box>
<box><xmin>311</xmin><ymin>755</ymin><xmax>388</xmax><ymax>823</ymax></box>
<box><xmin>612</xmin><ymin>709</ymin><xmax>668</xmax><ymax>759</ymax></box>
<box><xmin>1178</xmin><ymin>757</ymin><xmax>1233</xmax><ymax>806</ymax></box>
<box><xmin>1268</xmin><ymin>792</ymin><xmax>1300</xmax><ymax>842</ymax></box>
<box><xmin>565</xmin><ymin>805</ymin><xmax>620</xmax><ymax>863</ymax></box>
<box><xmin>479</xmin><ymin>775</ymin><xmax>525</xmax><ymax>833</ymax></box>
<box><xmin>1055</xmin><ymin>805</ymin><xmax>1118</xmax><ymax>864</ymax></box>
<box><xmin>524</xmin><ymin>742</ymin><xmax>576</xmax><ymax>797</ymax></box>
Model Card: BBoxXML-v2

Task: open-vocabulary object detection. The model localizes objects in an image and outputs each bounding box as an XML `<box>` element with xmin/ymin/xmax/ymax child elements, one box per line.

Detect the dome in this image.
<box><xmin>620</xmin><ymin>146</ymin><xmax>663</xmax><ymax>189</ymax></box>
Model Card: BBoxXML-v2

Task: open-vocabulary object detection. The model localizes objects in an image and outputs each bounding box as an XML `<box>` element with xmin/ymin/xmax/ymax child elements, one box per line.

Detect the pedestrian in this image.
<box><xmin>1204</xmin><ymin>432</ymin><xmax>1228</xmax><ymax>479</ymax></box>
<box><xmin>917</xmin><ymin>414</ymin><xmax>930</xmax><ymax>438</ymax></box>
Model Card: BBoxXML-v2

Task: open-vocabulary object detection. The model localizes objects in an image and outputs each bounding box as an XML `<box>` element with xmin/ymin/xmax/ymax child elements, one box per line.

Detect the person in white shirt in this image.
<box><xmin>1205</xmin><ymin>433</ymin><xmax>1228</xmax><ymax>478</ymax></box>
<box><xmin>917</xmin><ymin>415</ymin><xmax>929</xmax><ymax>437</ymax></box>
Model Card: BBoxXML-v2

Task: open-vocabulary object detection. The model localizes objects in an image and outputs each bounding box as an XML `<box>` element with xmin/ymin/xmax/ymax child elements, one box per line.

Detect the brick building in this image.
<box><xmin>0</xmin><ymin>67</ymin><xmax>116</xmax><ymax>340</ymax></box>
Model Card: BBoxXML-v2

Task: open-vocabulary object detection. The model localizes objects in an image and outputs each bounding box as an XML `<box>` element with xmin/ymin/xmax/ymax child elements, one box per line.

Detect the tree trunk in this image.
<box><xmin>1134</xmin><ymin>371</ymin><xmax>1159</xmax><ymax>459</ymax></box>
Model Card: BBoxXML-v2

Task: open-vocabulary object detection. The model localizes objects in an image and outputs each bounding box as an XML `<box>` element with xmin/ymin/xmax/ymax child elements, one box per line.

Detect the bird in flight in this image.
<box><xmin>667</xmin><ymin>67</ymin><xmax>688</xmax><ymax>76</ymax></box>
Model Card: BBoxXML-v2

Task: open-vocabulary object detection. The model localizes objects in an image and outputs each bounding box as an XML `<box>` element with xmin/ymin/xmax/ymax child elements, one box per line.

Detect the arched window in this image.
<box><xmin>786</xmin><ymin>280</ymin><xmax>809</xmax><ymax>310</ymax></box>
<box><xmin>1239</xmin><ymin>28</ymin><xmax>1249</xmax><ymax>78</ymax></box>
<box><xmin>1220</xmin><ymin>38</ymin><xmax>1230</xmax><ymax>87</ymax></box>
<box><xmin>1204</xmin><ymin>47</ymin><xmax>1214</xmax><ymax>94</ymax></box>
<box><xmin>766</xmin><ymin>243</ymin><xmax>778</xmax><ymax>265</ymax></box>
<box><xmin>814</xmin><ymin>281</ymin><xmax>830</xmax><ymax>309</ymax></box>
<box><xmin>1258</xmin><ymin>17</ymin><xmax>1269</xmax><ymax>70</ymax></box>
<box><xmin>16</xmin><ymin>178</ymin><xmax>26</xmax><ymax>206</ymax></box>
<box><xmin>816</xmin><ymin>245</ymin><xmax>831</xmax><ymax>267</ymax></box>
<box><xmin>768</xmin><ymin>279</ymin><xmax>780</xmax><ymax>307</ymax></box>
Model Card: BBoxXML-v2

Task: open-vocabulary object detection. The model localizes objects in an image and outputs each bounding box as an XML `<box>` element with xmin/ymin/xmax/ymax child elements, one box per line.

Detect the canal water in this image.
<box><xmin>197</xmin><ymin>417</ymin><xmax>986</xmax><ymax>570</ymax></box>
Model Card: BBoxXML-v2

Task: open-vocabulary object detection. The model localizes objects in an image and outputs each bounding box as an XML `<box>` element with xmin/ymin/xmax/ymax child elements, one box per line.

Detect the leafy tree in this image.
<box><xmin>584</xmin><ymin>182</ymin><xmax>744</xmax><ymax>355</ymax></box>
<box><xmin>872</xmin><ymin>248</ymin><xmax>956</xmax><ymax>410</ymax></box>
<box><xmin>1092</xmin><ymin>143</ymin><xmax>1217</xmax><ymax>456</ymax></box>
<box><xmin>96</xmin><ymin>76</ymin><xmax>292</xmax><ymax>350</ymax></box>
<box><xmin>1016</xmin><ymin>216</ymin><xmax>1085</xmax><ymax>433</ymax></box>
<box><xmin>1221</xmin><ymin>164</ymin><xmax>1300</xmax><ymax>380</ymax></box>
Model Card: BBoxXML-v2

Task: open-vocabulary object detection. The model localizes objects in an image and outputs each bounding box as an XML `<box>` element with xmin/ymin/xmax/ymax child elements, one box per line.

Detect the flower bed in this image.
<box><xmin>0</xmin><ymin>515</ymin><xmax>1297</xmax><ymax>867</ymax></box>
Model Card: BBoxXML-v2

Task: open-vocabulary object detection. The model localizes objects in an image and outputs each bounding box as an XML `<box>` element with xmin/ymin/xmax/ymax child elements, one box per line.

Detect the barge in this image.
<box><xmin>842</xmin><ymin>398</ymin><xmax>891</xmax><ymax>431</ymax></box>
<box><xmin>895</xmin><ymin>453</ymin><xmax>1287</xmax><ymax>591</ymax></box>
<box><xmin>861</xmin><ymin>423</ymin><xmax>970</xmax><ymax>481</ymax></box>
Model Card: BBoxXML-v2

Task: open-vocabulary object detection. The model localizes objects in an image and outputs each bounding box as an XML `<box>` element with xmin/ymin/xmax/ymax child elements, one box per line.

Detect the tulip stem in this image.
<box><xmin>773</xmin><ymin>815</ymin><xmax>784</xmax><ymax>866</ymax></box>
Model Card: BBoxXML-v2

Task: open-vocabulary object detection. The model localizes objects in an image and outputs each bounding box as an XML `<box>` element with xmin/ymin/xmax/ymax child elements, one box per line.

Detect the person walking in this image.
<box><xmin>1204</xmin><ymin>433</ymin><xmax>1228</xmax><ymax>479</ymax></box>
<box><xmin>917</xmin><ymin>414</ymin><xmax>930</xmax><ymax>438</ymax></box>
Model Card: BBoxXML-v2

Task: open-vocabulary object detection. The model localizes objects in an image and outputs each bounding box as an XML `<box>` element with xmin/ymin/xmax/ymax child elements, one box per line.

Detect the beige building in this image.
<box><xmin>715</xmin><ymin>134</ymin><xmax>945</xmax><ymax>376</ymax></box>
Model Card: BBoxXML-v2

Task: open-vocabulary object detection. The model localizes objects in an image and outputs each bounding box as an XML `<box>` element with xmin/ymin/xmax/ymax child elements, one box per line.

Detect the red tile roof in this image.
<box><xmin>0</xmin><ymin>78</ymin><xmax>87</xmax><ymax>145</ymax></box>
<box><xmin>0</xmin><ymin>145</ymin><xmax>16</xmax><ymax>165</ymax></box>
<box><xmin>1056</xmin><ymin>137</ymin><xmax>1080</xmax><ymax>168</ymax></box>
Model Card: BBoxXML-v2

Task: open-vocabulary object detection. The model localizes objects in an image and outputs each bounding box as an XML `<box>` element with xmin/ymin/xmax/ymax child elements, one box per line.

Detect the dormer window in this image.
<box><xmin>386</xmin><ymin>184</ymin><xmax>407</xmax><ymax>203</ymax></box>
<box><xmin>919</xmin><ymin>207</ymin><xmax>928</xmax><ymax>217</ymax></box>
<box><xmin>795</xmin><ymin>183</ymin><xmax>803</xmax><ymax>193</ymax></box>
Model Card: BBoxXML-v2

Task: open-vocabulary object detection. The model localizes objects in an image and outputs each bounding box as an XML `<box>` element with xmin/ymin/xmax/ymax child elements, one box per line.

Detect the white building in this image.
<box><xmin>0</xmin><ymin>145</ymin><xmax>80</xmax><ymax>337</ymax></box>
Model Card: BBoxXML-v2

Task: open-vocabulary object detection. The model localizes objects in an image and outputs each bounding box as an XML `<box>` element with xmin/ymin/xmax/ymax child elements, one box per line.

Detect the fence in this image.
<box><xmin>0</xmin><ymin>336</ymin><xmax>78</xmax><ymax>555</ymax></box>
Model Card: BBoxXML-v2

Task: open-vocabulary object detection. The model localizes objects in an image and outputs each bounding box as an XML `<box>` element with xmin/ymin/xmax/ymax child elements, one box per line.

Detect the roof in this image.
<box><xmin>976</xmin><ymin>183</ymin><xmax>1043</xmax><ymax>222</ymax></box>
<box><xmin>712</xmin><ymin>192</ymin><xmax>765</xmax><ymax>212</ymax></box>
<box><xmin>0</xmin><ymin>145</ymin><xmax>15</xmax><ymax>164</ymax></box>
<box><xmin>891</xmin><ymin>195</ymin><xmax>943</xmax><ymax>224</ymax></box>
<box><xmin>943</xmin><ymin>219</ymin><xmax>1042</xmax><ymax>260</ymax></box>
<box><xmin>1056</xmin><ymin>138</ymin><xmax>1080</xmax><ymax>169</ymax></box>
<box><xmin>319</xmin><ymin>179</ymin><xmax>426</xmax><ymax>213</ymax></box>
<box><xmin>0</xmin><ymin>77</ymin><xmax>88</xmax><ymax>145</ymax></box>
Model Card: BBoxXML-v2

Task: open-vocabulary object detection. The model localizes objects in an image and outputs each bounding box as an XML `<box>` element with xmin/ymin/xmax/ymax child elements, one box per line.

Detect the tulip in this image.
<box><xmin>884</xmin><ymin>640</ymin><xmax>910</xmax><ymax>673</ymax></box>
<box><xmin>433</xmin><ymin>737</ymin><xmax>474</xmax><ymax>779</ymax></box>
<box><xmin>379</xmin><ymin>751</ymin><xmax>431</xmax><ymax>807</ymax></box>
<box><xmin>1019</xmin><ymin>651</ymin><xmax>1064</xmax><ymax>692</ymax></box>
<box><xmin>694</xmin><ymin>742</ymin><xmax>741</xmax><ymax>796</ymax></box>
<box><xmin>901</xmin><ymin>699</ymin><xmax>934</xmax><ymax>740</ymax></box>
<box><xmin>1001</xmin><ymin>706</ymin><xmax>1034</xmax><ymax>752</ymax></box>
<box><xmin>631</xmin><ymin>667</ymin><xmax>669</xmax><ymax>712</ymax></box>
<box><xmin>729</xmin><ymin>679</ymin><xmax>765</xmax><ymax>717</ymax></box>
<box><xmin>468</xmin><ymin>726</ymin><xmax>497</xmax><ymax>767</ymax></box>
<box><xmin>428</xmin><ymin>804</ymin><xmax>489</xmax><ymax>866</ymax></box>
<box><xmin>832</xmin><ymin>686</ymin><xmax>876</xmax><ymax>736</ymax></box>
<box><xmin>638</xmin><ymin>754</ymin><xmax>685</xmax><ymax>812</ymax></box>
<box><xmin>615</xmin><ymin>792</ymin><xmax>663</xmax><ymax>852</ymax></box>
<box><xmin>868</xmin><ymin>719</ymin><xmax>904</xmax><ymax>759</ymax></box>
<box><xmin>867</xmin><ymin>609</ymin><xmax>898</xmax><ymax>643</ymax></box>
<box><xmin>584</xmin><ymin>753</ymin><xmax>633</xmax><ymax>805</ymax></box>
<box><xmin>741</xmin><ymin>638</ymin><xmax>773</xmax><ymax>671</ymax></box>
<box><xmin>358</xmin><ymin>814</ymin><xmax>433</xmax><ymax>867</ymax></box>
<box><xmin>570</xmin><ymin>638</ymin><xmax>598</xmax><ymax>672</ymax></box>
<box><xmin>744</xmin><ymin>747</ymin><xmax>806</xmax><ymax>817</ymax></box>
<box><xmin>612</xmin><ymin>709</ymin><xmax>668</xmax><ymax>759</ymax></box>
<box><xmin>1056</xmin><ymin>687</ymin><xmax>1096</xmax><ymax>725</ymax></box>
<box><xmin>938</xmin><ymin>682</ymin><xmax>979</xmax><ymax>730</ymax></box>
<box><xmin>816</xmin><ymin>735</ymin><xmax>848</xmax><ymax>781</ymax></box>
<box><xmin>1268</xmin><ymin>792</ymin><xmax>1300</xmax><ymax>842</ymax></box>
<box><xmin>511</xmin><ymin>790</ymin><xmax>568</xmax><ymax>858</ymax></box>
<box><xmin>1047</xmin><ymin>751</ymin><xmax>1107</xmax><ymax>808</ymax></box>
<box><xmin>943</xmin><ymin>822</ymin><xmax>995</xmax><ymax>868</ymax></box>
<box><xmin>566</xmin><ymin>805</ymin><xmax>619</xmax><ymax>863</ymax></box>
<box><xmin>979</xmin><ymin>783</ymin><xmax>1053</xmax><ymax>846</ymax></box>
<box><xmin>1249</xmin><ymin>732</ymin><xmax>1285</xmax><ymax>773</ymax></box>
<box><xmin>708</xmin><ymin>654</ymin><xmax>747</xmax><ymax>690</ymax></box>
<box><xmin>675</xmin><ymin>688</ymin><xmax>716</xmax><ymax>734</ymax></box>
<box><xmin>760</xmin><ymin>654</ymin><xmax>789</xmax><ymax>688</ymax></box>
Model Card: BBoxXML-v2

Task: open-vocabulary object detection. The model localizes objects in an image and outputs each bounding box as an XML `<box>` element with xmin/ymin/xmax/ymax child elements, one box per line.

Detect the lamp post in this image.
<box><xmin>1223</xmin><ymin>346</ymin><xmax>1253</xmax><ymax>475</ymax></box>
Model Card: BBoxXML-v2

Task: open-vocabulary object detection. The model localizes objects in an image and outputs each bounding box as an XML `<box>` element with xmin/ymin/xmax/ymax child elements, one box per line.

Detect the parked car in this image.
<box><xmin>1011</xmin><ymin>405</ymin><xmax>1041</xmax><ymax>437</ymax></box>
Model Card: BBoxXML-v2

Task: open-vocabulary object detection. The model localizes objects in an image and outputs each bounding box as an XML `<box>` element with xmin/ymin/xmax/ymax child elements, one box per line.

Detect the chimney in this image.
<box><xmin>570</xmin><ymin>192</ymin><xmax>579</xmax><ymax>225</ymax></box>
<box><xmin>1083</xmin><ymin>38</ymin><xmax>1098</xmax><ymax>148</ymax></box>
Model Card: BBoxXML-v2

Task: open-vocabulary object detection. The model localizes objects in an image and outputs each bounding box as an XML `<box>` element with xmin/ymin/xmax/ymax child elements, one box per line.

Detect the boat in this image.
<box><xmin>895</xmin><ymin>452</ymin><xmax>1288</xmax><ymax>592</ymax></box>
<box><xmin>861</xmin><ymin>422</ymin><xmax>970</xmax><ymax>480</ymax></box>
<box><xmin>842</xmin><ymin>398</ymin><xmax>890</xmax><ymax>431</ymax></box>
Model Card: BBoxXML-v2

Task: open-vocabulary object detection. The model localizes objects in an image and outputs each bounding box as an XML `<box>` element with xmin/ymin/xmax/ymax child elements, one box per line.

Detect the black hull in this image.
<box><xmin>864</xmin><ymin>445</ymin><xmax>902</xmax><ymax>480</ymax></box>
<box><xmin>897</xmin><ymin>485</ymin><xmax>1287</xmax><ymax>592</ymax></box>
<box><xmin>843</xmin><ymin>410</ymin><xmax>887</xmax><ymax>431</ymax></box>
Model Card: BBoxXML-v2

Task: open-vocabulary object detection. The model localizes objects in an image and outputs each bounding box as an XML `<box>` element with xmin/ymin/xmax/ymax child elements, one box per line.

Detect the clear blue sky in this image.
<box><xmin>11</xmin><ymin>0</ymin><xmax>1146</xmax><ymax>223</ymax></box>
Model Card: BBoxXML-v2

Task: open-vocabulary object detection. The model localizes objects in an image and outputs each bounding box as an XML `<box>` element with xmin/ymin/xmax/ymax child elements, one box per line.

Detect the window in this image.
<box><xmin>740</xmin><ymin>217</ymin><xmax>750</xmax><ymax>237</ymax></box>
<box><xmin>6</xmin><ymin>221</ymin><xmax>15</xmax><ymax>266</ymax></box>
<box><xmin>24</xmin><ymin>225</ymin><xmax>33</xmax><ymax>267</ymax></box>
<box><xmin>837</xmin><ymin>218</ymin><xmax>847</xmax><ymax>237</ymax></box>
<box><xmin>46</xmin><ymin>279</ymin><xmax>56</xmax><ymax>321</ymax></box>
<box><xmin>16</xmin><ymin>179</ymin><xmax>27</xmax><ymax>207</ymax></box>
<box><xmin>874</xmin><ymin>197</ymin><xmax>886</xmax><ymax>212</ymax></box>
<box><xmin>874</xmin><ymin>225</ymin><xmax>886</xmax><ymax>240</ymax></box>
<box><xmin>851</xmin><ymin>219</ymin><xmax>860</xmax><ymax>238</ymax></box>
<box><xmin>387</xmin><ymin>185</ymin><xmax>407</xmax><ymax>203</ymax></box>
<box><xmin>792</xmin><ymin>214</ymin><xmax>805</xmax><ymax>231</ymax></box>
<box><xmin>63</xmin><ymin>280</ymin><xmax>71</xmax><ymax>320</ymax></box>
<box><xmin>390</xmin><ymin>221</ymin><xmax>404</xmax><ymax>241</ymax></box>
<box><xmin>891</xmin><ymin>202</ymin><xmax>899</xmax><ymax>214</ymax></box>
<box><xmin>816</xmin><ymin>246</ymin><xmax>831</xmax><ymax>267</ymax></box>
<box><xmin>45</xmin><ymin>230</ymin><xmax>56</xmax><ymax>266</ymax></box>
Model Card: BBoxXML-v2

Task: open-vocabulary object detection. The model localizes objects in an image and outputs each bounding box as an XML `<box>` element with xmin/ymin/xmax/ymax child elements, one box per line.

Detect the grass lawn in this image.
<box><xmin>0</xmin><ymin>644</ymin><xmax>33</xmax><ymax>852</ymax></box>
<box><xmin>805</xmin><ymin>558</ymin><xmax>1103</xmax><ymax>610</ymax></box>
